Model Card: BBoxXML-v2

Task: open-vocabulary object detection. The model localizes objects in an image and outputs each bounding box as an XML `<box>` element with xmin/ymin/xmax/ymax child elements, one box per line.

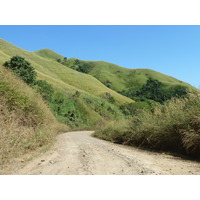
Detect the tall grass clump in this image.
<box><xmin>93</xmin><ymin>120</ymin><xmax>129</xmax><ymax>143</ymax></box>
<box><xmin>95</xmin><ymin>93</ymin><xmax>200</xmax><ymax>158</ymax></box>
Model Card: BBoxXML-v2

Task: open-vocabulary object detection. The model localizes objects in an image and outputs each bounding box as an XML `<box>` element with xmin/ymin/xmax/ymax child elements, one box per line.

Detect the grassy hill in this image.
<box><xmin>71</xmin><ymin>60</ymin><xmax>194</xmax><ymax>93</ymax></box>
<box><xmin>34</xmin><ymin>49</ymin><xmax>64</xmax><ymax>61</ymax></box>
<box><xmin>0</xmin><ymin>39</ymin><xmax>133</xmax><ymax>129</ymax></box>
<box><xmin>1</xmin><ymin>38</ymin><xmax>199</xmax><ymax>166</ymax></box>
<box><xmin>0</xmin><ymin>39</ymin><xmax>132</xmax><ymax>104</ymax></box>
<box><xmin>34</xmin><ymin>48</ymin><xmax>194</xmax><ymax>94</ymax></box>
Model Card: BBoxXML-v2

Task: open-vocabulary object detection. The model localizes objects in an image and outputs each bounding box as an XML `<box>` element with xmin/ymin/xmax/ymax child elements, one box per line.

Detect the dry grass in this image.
<box><xmin>0</xmin><ymin>65</ymin><xmax>68</xmax><ymax>168</ymax></box>
<box><xmin>95</xmin><ymin>93</ymin><xmax>200</xmax><ymax>158</ymax></box>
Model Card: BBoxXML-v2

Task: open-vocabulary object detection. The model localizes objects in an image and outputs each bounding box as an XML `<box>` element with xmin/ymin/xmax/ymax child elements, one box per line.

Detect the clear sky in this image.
<box><xmin>0</xmin><ymin>25</ymin><xmax>200</xmax><ymax>88</ymax></box>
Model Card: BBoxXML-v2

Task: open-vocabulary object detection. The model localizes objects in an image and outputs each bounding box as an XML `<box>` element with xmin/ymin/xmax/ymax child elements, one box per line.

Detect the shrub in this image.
<box><xmin>34</xmin><ymin>80</ymin><xmax>55</xmax><ymax>101</ymax></box>
<box><xmin>105</xmin><ymin>92</ymin><xmax>116</xmax><ymax>103</ymax></box>
<box><xmin>76</xmin><ymin>63</ymin><xmax>94</xmax><ymax>74</ymax></box>
<box><xmin>49</xmin><ymin>91</ymin><xmax>88</xmax><ymax>127</ymax></box>
<box><xmin>3</xmin><ymin>56</ymin><xmax>37</xmax><ymax>86</ymax></box>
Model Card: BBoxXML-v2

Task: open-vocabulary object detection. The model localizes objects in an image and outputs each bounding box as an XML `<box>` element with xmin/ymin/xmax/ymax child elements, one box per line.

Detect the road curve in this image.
<box><xmin>11</xmin><ymin>131</ymin><xmax>200</xmax><ymax>175</ymax></box>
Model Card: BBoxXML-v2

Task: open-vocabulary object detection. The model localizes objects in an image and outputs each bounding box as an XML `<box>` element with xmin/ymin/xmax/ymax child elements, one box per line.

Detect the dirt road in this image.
<box><xmin>12</xmin><ymin>131</ymin><xmax>200</xmax><ymax>175</ymax></box>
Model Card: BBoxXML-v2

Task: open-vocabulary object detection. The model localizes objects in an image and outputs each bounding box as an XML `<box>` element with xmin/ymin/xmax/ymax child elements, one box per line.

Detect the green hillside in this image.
<box><xmin>34</xmin><ymin>48</ymin><xmax>194</xmax><ymax>94</ymax></box>
<box><xmin>0</xmin><ymin>39</ymin><xmax>132</xmax><ymax>104</ymax></box>
<box><xmin>71</xmin><ymin>60</ymin><xmax>194</xmax><ymax>92</ymax></box>
<box><xmin>34</xmin><ymin>48</ymin><xmax>64</xmax><ymax>61</ymax></box>
<box><xmin>0</xmin><ymin>39</ymin><xmax>133</xmax><ymax>129</ymax></box>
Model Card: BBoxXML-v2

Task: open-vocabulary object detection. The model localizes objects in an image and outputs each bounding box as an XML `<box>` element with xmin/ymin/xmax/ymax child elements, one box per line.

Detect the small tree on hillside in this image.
<box><xmin>3</xmin><ymin>56</ymin><xmax>37</xmax><ymax>85</ymax></box>
<box><xmin>57</xmin><ymin>59</ymin><xmax>62</xmax><ymax>63</ymax></box>
<box><xmin>135</xmin><ymin>78</ymin><xmax>165</xmax><ymax>102</ymax></box>
<box><xmin>74</xmin><ymin>59</ymin><xmax>80</xmax><ymax>65</ymax></box>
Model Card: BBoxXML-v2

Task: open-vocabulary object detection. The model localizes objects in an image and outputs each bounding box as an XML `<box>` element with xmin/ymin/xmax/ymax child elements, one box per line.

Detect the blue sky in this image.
<box><xmin>0</xmin><ymin>25</ymin><xmax>200</xmax><ymax>87</ymax></box>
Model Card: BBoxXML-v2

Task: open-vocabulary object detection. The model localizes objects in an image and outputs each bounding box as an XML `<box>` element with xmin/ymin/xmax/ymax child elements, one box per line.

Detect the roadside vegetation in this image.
<box><xmin>0</xmin><ymin>54</ymin><xmax>126</xmax><ymax>168</ymax></box>
<box><xmin>0</xmin><ymin>64</ymin><xmax>67</xmax><ymax>167</ymax></box>
<box><xmin>94</xmin><ymin>93</ymin><xmax>200</xmax><ymax>158</ymax></box>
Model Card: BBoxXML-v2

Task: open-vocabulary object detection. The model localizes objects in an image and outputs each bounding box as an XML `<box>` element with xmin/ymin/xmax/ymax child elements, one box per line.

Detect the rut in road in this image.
<box><xmin>11</xmin><ymin>131</ymin><xmax>200</xmax><ymax>175</ymax></box>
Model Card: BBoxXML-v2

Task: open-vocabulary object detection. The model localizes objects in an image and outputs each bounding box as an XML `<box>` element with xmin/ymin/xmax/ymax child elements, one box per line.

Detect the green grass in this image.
<box><xmin>0</xmin><ymin>39</ymin><xmax>132</xmax><ymax>105</ymax></box>
<box><xmin>87</xmin><ymin>62</ymin><xmax>195</xmax><ymax>93</ymax></box>
<box><xmin>34</xmin><ymin>47</ymin><xmax>195</xmax><ymax>94</ymax></box>
<box><xmin>34</xmin><ymin>48</ymin><xmax>64</xmax><ymax>61</ymax></box>
<box><xmin>0</xmin><ymin>39</ymin><xmax>132</xmax><ymax>129</ymax></box>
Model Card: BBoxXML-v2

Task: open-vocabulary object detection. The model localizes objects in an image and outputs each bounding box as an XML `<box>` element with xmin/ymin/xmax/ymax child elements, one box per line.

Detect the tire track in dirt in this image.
<box><xmin>10</xmin><ymin>131</ymin><xmax>200</xmax><ymax>175</ymax></box>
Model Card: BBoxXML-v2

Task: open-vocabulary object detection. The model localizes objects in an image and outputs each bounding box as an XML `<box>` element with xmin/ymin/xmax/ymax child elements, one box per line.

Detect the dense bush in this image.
<box><xmin>76</xmin><ymin>62</ymin><xmax>94</xmax><ymax>73</ymax></box>
<box><xmin>121</xmin><ymin>78</ymin><xmax>188</xmax><ymax>103</ymax></box>
<box><xmin>34</xmin><ymin>80</ymin><xmax>55</xmax><ymax>101</ymax></box>
<box><xmin>95</xmin><ymin>94</ymin><xmax>200</xmax><ymax>158</ymax></box>
<box><xmin>59</xmin><ymin>58</ymin><xmax>94</xmax><ymax>74</ymax></box>
<box><xmin>3</xmin><ymin>57</ymin><xmax>89</xmax><ymax>128</ymax></box>
<box><xmin>135</xmin><ymin>78</ymin><xmax>164</xmax><ymax>102</ymax></box>
<box><xmin>83</xmin><ymin>95</ymin><xmax>122</xmax><ymax>120</ymax></box>
<box><xmin>3</xmin><ymin>56</ymin><xmax>37</xmax><ymax>86</ymax></box>
<box><xmin>49</xmin><ymin>92</ymin><xmax>88</xmax><ymax>127</ymax></box>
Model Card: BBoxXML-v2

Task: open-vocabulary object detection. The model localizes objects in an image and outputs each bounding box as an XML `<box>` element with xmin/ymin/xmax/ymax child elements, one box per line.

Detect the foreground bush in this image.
<box><xmin>95</xmin><ymin>93</ymin><xmax>200</xmax><ymax>158</ymax></box>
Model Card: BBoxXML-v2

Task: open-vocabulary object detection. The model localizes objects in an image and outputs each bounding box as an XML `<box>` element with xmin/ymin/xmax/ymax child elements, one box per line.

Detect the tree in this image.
<box><xmin>76</xmin><ymin>62</ymin><xmax>94</xmax><ymax>74</ymax></box>
<box><xmin>135</xmin><ymin>78</ymin><xmax>164</xmax><ymax>102</ymax></box>
<box><xmin>74</xmin><ymin>59</ymin><xmax>80</xmax><ymax>65</ymax></box>
<box><xmin>57</xmin><ymin>59</ymin><xmax>62</xmax><ymax>63</ymax></box>
<box><xmin>134</xmin><ymin>78</ymin><xmax>188</xmax><ymax>103</ymax></box>
<box><xmin>3</xmin><ymin>56</ymin><xmax>36</xmax><ymax>85</ymax></box>
<box><xmin>168</xmin><ymin>85</ymin><xmax>188</xmax><ymax>98</ymax></box>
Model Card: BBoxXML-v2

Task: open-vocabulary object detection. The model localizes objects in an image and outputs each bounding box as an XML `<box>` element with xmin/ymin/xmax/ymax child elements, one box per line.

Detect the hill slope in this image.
<box><xmin>34</xmin><ymin>48</ymin><xmax>194</xmax><ymax>94</ymax></box>
<box><xmin>0</xmin><ymin>39</ymin><xmax>133</xmax><ymax>128</ymax></box>
<box><xmin>0</xmin><ymin>39</ymin><xmax>132</xmax><ymax>105</ymax></box>
<box><xmin>34</xmin><ymin>48</ymin><xmax>64</xmax><ymax>61</ymax></box>
<box><xmin>0</xmin><ymin>64</ymin><xmax>66</xmax><ymax>170</ymax></box>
